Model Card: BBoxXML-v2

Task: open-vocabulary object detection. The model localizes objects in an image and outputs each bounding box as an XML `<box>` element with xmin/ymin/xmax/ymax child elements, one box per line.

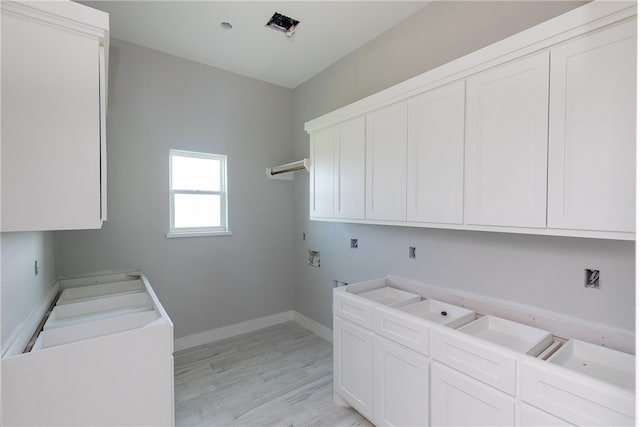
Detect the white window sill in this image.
<box><xmin>166</xmin><ymin>230</ymin><xmax>232</xmax><ymax>239</ymax></box>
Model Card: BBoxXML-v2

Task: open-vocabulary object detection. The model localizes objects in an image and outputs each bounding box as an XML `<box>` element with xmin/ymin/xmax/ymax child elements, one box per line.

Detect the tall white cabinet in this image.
<box><xmin>547</xmin><ymin>19</ymin><xmax>637</xmax><ymax>233</ymax></box>
<box><xmin>1</xmin><ymin>1</ymin><xmax>109</xmax><ymax>231</ymax></box>
<box><xmin>464</xmin><ymin>52</ymin><xmax>550</xmax><ymax>228</ymax></box>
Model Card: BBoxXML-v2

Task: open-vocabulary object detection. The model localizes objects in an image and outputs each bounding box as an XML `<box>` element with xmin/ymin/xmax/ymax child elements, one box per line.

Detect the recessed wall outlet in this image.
<box><xmin>308</xmin><ymin>250</ymin><xmax>320</xmax><ymax>268</ymax></box>
<box><xmin>302</xmin><ymin>232</ymin><xmax>306</xmax><ymax>241</ymax></box>
<box><xmin>34</xmin><ymin>260</ymin><xmax>39</xmax><ymax>276</ymax></box>
<box><xmin>350</xmin><ymin>238</ymin><xmax>359</xmax><ymax>249</ymax></box>
<box><xmin>409</xmin><ymin>247</ymin><xmax>416</xmax><ymax>259</ymax></box>
<box><xmin>585</xmin><ymin>269</ymin><xmax>600</xmax><ymax>288</ymax></box>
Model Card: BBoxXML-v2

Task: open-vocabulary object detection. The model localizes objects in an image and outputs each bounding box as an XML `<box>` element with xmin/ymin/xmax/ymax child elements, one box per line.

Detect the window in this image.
<box><xmin>168</xmin><ymin>150</ymin><xmax>229</xmax><ymax>237</ymax></box>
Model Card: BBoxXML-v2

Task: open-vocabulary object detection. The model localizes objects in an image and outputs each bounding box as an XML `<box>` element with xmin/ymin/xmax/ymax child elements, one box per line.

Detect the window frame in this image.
<box><xmin>167</xmin><ymin>149</ymin><xmax>230</xmax><ymax>238</ymax></box>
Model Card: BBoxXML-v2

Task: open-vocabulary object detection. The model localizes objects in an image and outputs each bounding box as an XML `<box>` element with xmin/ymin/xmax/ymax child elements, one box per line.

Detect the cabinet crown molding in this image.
<box><xmin>2</xmin><ymin>0</ymin><xmax>109</xmax><ymax>42</ymax></box>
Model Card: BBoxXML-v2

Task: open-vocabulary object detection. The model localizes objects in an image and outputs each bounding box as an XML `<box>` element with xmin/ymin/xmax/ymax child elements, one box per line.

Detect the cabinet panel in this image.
<box><xmin>407</xmin><ymin>81</ymin><xmax>465</xmax><ymax>224</ymax></box>
<box><xmin>2</xmin><ymin>9</ymin><xmax>104</xmax><ymax>231</ymax></box>
<box><xmin>373</xmin><ymin>307</ymin><xmax>429</xmax><ymax>356</ymax></box>
<box><xmin>548</xmin><ymin>20</ymin><xmax>636</xmax><ymax>232</ymax></box>
<box><xmin>519</xmin><ymin>403</ymin><xmax>574</xmax><ymax>426</ymax></box>
<box><xmin>366</xmin><ymin>102</ymin><xmax>408</xmax><ymax>221</ymax></box>
<box><xmin>431</xmin><ymin>362</ymin><xmax>515</xmax><ymax>426</ymax></box>
<box><xmin>310</xmin><ymin>127</ymin><xmax>335</xmax><ymax>218</ymax></box>
<box><xmin>334</xmin><ymin>317</ymin><xmax>374</xmax><ymax>419</ymax></box>
<box><xmin>334</xmin><ymin>291</ymin><xmax>374</xmax><ymax>330</ymax></box>
<box><xmin>374</xmin><ymin>336</ymin><xmax>429</xmax><ymax>427</ymax></box>
<box><xmin>335</xmin><ymin>117</ymin><xmax>365</xmax><ymax>219</ymax></box>
<box><xmin>465</xmin><ymin>52</ymin><xmax>549</xmax><ymax>228</ymax></box>
<box><xmin>431</xmin><ymin>328</ymin><xmax>517</xmax><ymax>395</ymax></box>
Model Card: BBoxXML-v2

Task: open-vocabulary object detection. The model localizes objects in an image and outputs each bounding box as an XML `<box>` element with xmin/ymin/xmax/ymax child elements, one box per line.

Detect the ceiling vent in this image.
<box><xmin>266</xmin><ymin>12</ymin><xmax>300</xmax><ymax>39</ymax></box>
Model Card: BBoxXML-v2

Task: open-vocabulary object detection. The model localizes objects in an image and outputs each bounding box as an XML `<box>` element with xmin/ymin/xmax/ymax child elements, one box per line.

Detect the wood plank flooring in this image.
<box><xmin>174</xmin><ymin>321</ymin><xmax>373</xmax><ymax>427</ymax></box>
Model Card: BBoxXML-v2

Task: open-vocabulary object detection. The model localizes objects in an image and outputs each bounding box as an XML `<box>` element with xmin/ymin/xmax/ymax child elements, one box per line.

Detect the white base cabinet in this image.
<box><xmin>334</xmin><ymin>279</ymin><xmax>635</xmax><ymax>427</ymax></box>
<box><xmin>374</xmin><ymin>336</ymin><xmax>429</xmax><ymax>427</ymax></box>
<box><xmin>2</xmin><ymin>272</ymin><xmax>174</xmax><ymax>426</ymax></box>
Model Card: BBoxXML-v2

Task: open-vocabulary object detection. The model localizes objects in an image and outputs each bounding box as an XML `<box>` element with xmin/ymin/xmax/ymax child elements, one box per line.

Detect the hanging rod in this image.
<box><xmin>266</xmin><ymin>159</ymin><xmax>310</xmax><ymax>180</ymax></box>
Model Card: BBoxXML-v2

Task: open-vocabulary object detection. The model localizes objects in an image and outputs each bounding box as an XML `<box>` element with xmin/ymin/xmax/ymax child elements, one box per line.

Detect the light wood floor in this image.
<box><xmin>174</xmin><ymin>321</ymin><xmax>373</xmax><ymax>427</ymax></box>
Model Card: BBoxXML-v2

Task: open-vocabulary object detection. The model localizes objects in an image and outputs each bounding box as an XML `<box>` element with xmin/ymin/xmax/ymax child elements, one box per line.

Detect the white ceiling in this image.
<box><xmin>81</xmin><ymin>1</ymin><xmax>429</xmax><ymax>88</ymax></box>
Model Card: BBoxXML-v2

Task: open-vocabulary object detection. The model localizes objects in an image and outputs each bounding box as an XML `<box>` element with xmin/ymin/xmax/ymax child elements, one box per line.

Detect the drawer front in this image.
<box><xmin>519</xmin><ymin>403</ymin><xmax>574</xmax><ymax>426</ymax></box>
<box><xmin>520</xmin><ymin>360</ymin><xmax>635</xmax><ymax>426</ymax></box>
<box><xmin>431</xmin><ymin>328</ymin><xmax>517</xmax><ymax>395</ymax></box>
<box><xmin>334</xmin><ymin>292</ymin><xmax>373</xmax><ymax>329</ymax></box>
<box><xmin>373</xmin><ymin>307</ymin><xmax>429</xmax><ymax>355</ymax></box>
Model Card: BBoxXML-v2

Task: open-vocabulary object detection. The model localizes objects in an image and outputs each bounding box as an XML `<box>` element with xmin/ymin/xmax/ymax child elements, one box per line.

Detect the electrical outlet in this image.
<box><xmin>585</xmin><ymin>269</ymin><xmax>600</xmax><ymax>288</ymax></box>
<box><xmin>302</xmin><ymin>232</ymin><xmax>306</xmax><ymax>241</ymax></box>
<box><xmin>350</xmin><ymin>238</ymin><xmax>358</xmax><ymax>249</ymax></box>
<box><xmin>409</xmin><ymin>247</ymin><xmax>416</xmax><ymax>259</ymax></box>
<box><xmin>34</xmin><ymin>260</ymin><xmax>39</xmax><ymax>276</ymax></box>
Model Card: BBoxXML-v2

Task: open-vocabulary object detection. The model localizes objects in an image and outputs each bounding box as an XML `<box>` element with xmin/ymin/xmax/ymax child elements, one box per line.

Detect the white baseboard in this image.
<box><xmin>293</xmin><ymin>312</ymin><xmax>333</xmax><ymax>343</ymax></box>
<box><xmin>174</xmin><ymin>311</ymin><xmax>295</xmax><ymax>352</ymax></box>
<box><xmin>174</xmin><ymin>310</ymin><xmax>332</xmax><ymax>351</ymax></box>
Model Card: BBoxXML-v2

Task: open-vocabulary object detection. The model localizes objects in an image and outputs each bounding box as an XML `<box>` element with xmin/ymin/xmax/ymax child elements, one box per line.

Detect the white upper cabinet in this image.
<box><xmin>407</xmin><ymin>80</ymin><xmax>465</xmax><ymax>224</ymax></box>
<box><xmin>305</xmin><ymin>2</ymin><xmax>636</xmax><ymax>240</ymax></box>
<box><xmin>547</xmin><ymin>19</ymin><xmax>636</xmax><ymax>233</ymax></box>
<box><xmin>335</xmin><ymin>117</ymin><xmax>366</xmax><ymax>219</ymax></box>
<box><xmin>464</xmin><ymin>52</ymin><xmax>550</xmax><ymax>228</ymax></box>
<box><xmin>366</xmin><ymin>102</ymin><xmax>408</xmax><ymax>221</ymax></box>
<box><xmin>310</xmin><ymin>117</ymin><xmax>365</xmax><ymax>220</ymax></box>
<box><xmin>310</xmin><ymin>127</ymin><xmax>335</xmax><ymax>219</ymax></box>
<box><xmin>1</xmin><ymin>1</ymin><xmax>109</xmax><ymax>232</ymax></box>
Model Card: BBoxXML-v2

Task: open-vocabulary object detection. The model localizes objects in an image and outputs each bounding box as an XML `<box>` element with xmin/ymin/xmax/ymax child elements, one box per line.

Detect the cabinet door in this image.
<box><xmin>366</xmin><ymin>102</ymin><xmax>408</xmax><ymax>221</ymax></box>
<box><xmin>374</xmin><ymin>336</ymin><xmax>429</xmax><ymax>427</ymax></box>
<box><xmin>310</xmin><ymin>127</ymin><xmax>335</xmax><ymax>219</ymax></box>
<box><xmin>335</xmin><ymin>117</ymin><xmax>365</xmax><ymax>219</ymax></box>
<box><xmin>2</xmin><ymin>9</ymin><xmax>103</xmax><ymax>231</ymax></box>
<box><xmin>431</xmin><ymin>362</ymin><xmax>515</xmax><ymax>426</ymax></box>
<box><xmin>548</xmin><ymin>20</ymin><xmax>636</xmax><ymax>233</ymax></box>
<box><xmin>464</xmin><ymin>52</ymin><xmax>549</xmax><ymax>228</ymax></box>
<box><xmin>407</xmin><ymin>81</ymin><xmax>465</xmax><ymax>224</ymax></box>
<box><xmin>334</xmin><ymin>317</ymin><xmax>374</xmax><ymax>420</ymax></box>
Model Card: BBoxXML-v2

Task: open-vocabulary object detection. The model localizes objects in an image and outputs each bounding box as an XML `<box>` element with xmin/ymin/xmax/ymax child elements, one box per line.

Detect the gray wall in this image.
<box><xmin>1</xmin><ymin>232</ymin><xmax>57</xmax><ymax>353</ymax></box>
<box><xmin>292</xmin><ymin>1</ymin><xmax>636</xmax><ymax>332</ymax></box>
<box><xmin>55</xmin><ymin>40</ymin><xmax>295</xmax><ymax>339</ymax></box>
